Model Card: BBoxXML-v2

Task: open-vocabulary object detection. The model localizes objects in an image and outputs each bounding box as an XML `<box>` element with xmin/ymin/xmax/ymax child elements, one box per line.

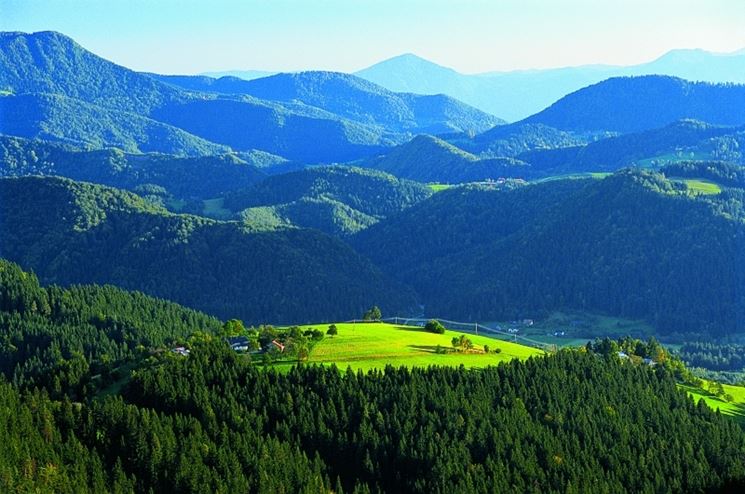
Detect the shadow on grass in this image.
<box><xmin>729</xmin><ymin>404</ymin><xmax>745</xmax><ymax>426</ymax></box>
<box><xmin>407</xmin><ymin>345</ymin><xmax>486</xmax><ymax>355</ymax></box>
<box><xmin>407</xmin><ymin>344</ymin><xmax>451</xmax><ymax>354</ymax></box>
<box><xmin>683</xmin><ymin>384</ymin><xmax>745</xmax><ymax>425</ymax></box>
<box><xmin>393</xmin><ymin>325</ymin><xmax>431</xmax><ymax>333</ymax></box>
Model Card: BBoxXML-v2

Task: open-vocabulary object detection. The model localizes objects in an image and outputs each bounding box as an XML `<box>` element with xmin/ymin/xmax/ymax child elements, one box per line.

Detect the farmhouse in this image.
<box><xmin>227</xmin><ymin>336</ymin><xmax>250</xmax><ymax>352</ymax></box>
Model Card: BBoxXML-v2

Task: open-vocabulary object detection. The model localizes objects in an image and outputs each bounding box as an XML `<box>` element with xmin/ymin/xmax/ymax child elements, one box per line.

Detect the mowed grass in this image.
<box><xmin>683</xmin><ymin>179</ymin><xmax>721</xmax><ymax>195</ymax></box>
<box><xmin>679</xmin><ymin>382</ymin><xmax>745</xmax><ymax>424</ymax></box>
<box><xmin>297</xmin><ymin>322</ymin><xmax>542</xmax><ymax>371</ymax></box>
<box><xmin>428</xmin><ymin>183</ymin><xmax>452</xmax><ymax>192</ymax></box>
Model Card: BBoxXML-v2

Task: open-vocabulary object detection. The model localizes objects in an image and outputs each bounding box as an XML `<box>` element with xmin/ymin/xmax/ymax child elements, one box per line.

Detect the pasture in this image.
<box><xmin>680</xmin><ymin>382</ymin><xmax>745</xmax><ymax>424</ymax></box>
<box><xmin>294</xmin><ymin>322</ymin><xmax>542</xmax><ymax>371</ymax></box>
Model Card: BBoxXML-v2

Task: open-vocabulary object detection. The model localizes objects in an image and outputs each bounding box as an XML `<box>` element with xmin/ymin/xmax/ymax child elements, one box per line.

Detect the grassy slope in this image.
<box><xmin>682</xmin><ymin>179</ymin><xmax>722</xmax><ymax>195</ymax></box>
<box><xmin>680</xmin><ymin>382</ymin><xmax>745</xmax><ymax>424</ymax></box>
<box><xmin>295</xmin><ymin>322</ymin><xmax>542</xmax><ymax>371</ymax></box>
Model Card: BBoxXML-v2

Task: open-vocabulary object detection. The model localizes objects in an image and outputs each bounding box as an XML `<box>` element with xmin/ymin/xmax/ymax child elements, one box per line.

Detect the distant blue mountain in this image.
<box><xmin>0</xmin><ymin>31</ymin><xmax>502</xmax><ymax>162</ymax></box>
<box><xmin>356</xmin><ymin>49</ymin><xmax>745</xmax><ymax>121</ymax></box>
<box><xmin>200</xmin><ymin>69</ymin><xmax>276</xmax><ymax>80</ymax></box>
<box><xmin>150</xmin><ymin>70</ymin><xmax>504</xmax><ymax>134</ymax></box>
<box><xmin>522</xmin><ymin>76</ymin><xmax>745</xmax><ymax>133</ymax></box>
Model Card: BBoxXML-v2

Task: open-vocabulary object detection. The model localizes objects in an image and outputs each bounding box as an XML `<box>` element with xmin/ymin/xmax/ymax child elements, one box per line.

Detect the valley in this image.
<box><xmin>3</xmin><ymin>16</ymin><xmax>745</xmax><ymax>492</ymax></box>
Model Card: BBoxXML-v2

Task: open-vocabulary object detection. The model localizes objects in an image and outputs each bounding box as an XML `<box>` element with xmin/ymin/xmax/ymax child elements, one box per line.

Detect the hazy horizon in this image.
<box><xmin>2</xmin><ymin>0</ymin><xmax>745</xmax><ymax>75</ymax></box>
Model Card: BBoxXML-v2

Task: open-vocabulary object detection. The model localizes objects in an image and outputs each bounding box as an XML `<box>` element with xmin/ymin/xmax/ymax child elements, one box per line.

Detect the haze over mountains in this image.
<box><xmin>6</xmin><ymin>24</ymin><xmax>745</xmax><ymax>493</ymax></box>
<box><xmin>4</xmin><ymin>29</ymin><xmax>745</xmax><ymax>333</ymax></box>
<box><xmin>355</xmin><ymin>49</ymin><xmax>745</xmax><ymax>121</ymax></box>
<box><xmin>0</xmin><ymin>31</ymin><xmax>499</xmax><ymax>162</ymax></box>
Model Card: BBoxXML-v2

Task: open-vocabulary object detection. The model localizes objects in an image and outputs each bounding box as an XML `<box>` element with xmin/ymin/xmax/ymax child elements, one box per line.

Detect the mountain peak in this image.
<box><xmin>358</xmin><ymin>53</ymin><xmax>457</xmax><ymax>74</ymax></box>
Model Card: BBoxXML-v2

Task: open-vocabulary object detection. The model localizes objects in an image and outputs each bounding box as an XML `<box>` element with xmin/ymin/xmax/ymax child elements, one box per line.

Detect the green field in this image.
<box><xmin>291</xmin><ymin>322</ymin><xmax>542</xmax><ymax>371</ymax></box>
<box><xmin>679</xmin><ymin>382</ymin><xmax>745</xmax><ymax>423</ymax></box>
<box><xmin>202</xmin><ymin>197</ymin><xmax>233</xmax><ymax>219</ymax></box>
<box><xmin>428</xmin><ymin>183</ymin><xmax>452</xmax><ymax>192</ymax></box>
<box><xmin>682</xmin><ymin>179</ymin><xmax>721</xmax><ymax>195</ymax></box>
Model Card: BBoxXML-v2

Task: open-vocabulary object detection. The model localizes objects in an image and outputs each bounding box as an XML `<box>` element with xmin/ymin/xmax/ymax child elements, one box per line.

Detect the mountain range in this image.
<box><xmin>354</xmin><ymin>48</ymin><xmax>745</xmax><ymax>121</ymax></box>
<box><xmin>5</xmin><ymin>29</ymin><xmax>745</xmax><ymax>336</ymax></box>
<box><xmin>0</xmin><ymin>31</ymin><xmax>499</xmax><ymax>162</ymax></box>
<box><xmin>6</xmin><ymin>20</ymin><xmax>745</xmax><ymax>494</ymax></box>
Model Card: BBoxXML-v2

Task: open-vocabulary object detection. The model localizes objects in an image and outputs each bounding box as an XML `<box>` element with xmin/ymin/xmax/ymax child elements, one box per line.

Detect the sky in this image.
<box><xmin>2</xmin><ymin>0</ymin><xmax>745</xmax><ymax>75</ymax></box>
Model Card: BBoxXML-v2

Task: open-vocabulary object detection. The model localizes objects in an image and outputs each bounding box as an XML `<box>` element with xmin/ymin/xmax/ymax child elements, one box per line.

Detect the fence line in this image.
<box><xmin>380</xmin><ymin>316</ymin><xmax>553</xmax><ymax>351</ymax></box>
<box><xmin>299</xmin><ymin>316</ymin><xmax>554</xmax><ymax>352</ymax></box>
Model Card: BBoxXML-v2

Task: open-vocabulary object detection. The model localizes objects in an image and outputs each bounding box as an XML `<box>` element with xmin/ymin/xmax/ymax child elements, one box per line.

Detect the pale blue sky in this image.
<box><xmin>2</xmin><ymin>0</ymin><xmax>744</xmax><ymax>74</ymax></box>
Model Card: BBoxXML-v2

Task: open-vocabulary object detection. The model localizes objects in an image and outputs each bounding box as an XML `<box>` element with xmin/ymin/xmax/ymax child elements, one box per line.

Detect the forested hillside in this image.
<box><xmin>160</xmin><ymin>70</ymin><xmax>503</xmax><ymax>134</ymax></box>
<box><xmin>467</xmin><ymin>122</ymin><xmax>590</xmax><ymax>157</ymax></box>
<box><xmin>358</xmin><ymin>135</ymin><xmax>529</xmax><ymax>183</ymax></box>
<box><xmin>0</xmin><ymin>31</ymin><xmax>505</xmax><ymax>163</ymax></box>
<box><xmin>3</xmin><ymin>327</ymin><xmax>744</xmax><ymax>492</ymax></box>
<box><xmin>523</xmin><ymin>75</ymin><xmax>745</xmax><ymax>133</ymax></box>
<box><xmin>0</xmin><ymin>135</ymin><xmax>266</xmax><ymax>199</ymax></box>
<box><xmin>0</xmin><ymin>92</ymin><xmax>229</xmax><ymax>156</ymax></box>
<box><xmin>355</xmin><ymin>169</ymin><xmax>745</xmax><ymax>335</ymax></box>
<box><xmin>0</xmin><ymin>32</ymin><xmax>395</xmax><ymax>161</ymax></box>
<box><xmin>0</xmin><ymin>259</ymin><xmax>221</xmax><ymax>400</ymax></box>
<box><xmin>223</xmin><ymin>166</ymin><xmax>432</xmax><ymax>235</ymax></box>
<box><xmin>518</xmin><ymin>119</ymin><xmax>737</xmax><ymax>174</ymax></box>
<box><xmin>0</xmin><ymin>176</ymin><xmax>416</xmax><ymax>323</ymax></box>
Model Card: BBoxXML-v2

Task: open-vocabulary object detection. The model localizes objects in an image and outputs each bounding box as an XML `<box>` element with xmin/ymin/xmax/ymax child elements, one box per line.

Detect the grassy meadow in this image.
<box><xmin>290</xmin><ymin>322</ymin><xmax>542</xmax><ymax>371</ymax></box>
<box><xmin>680</xmin><ymin>382</ymin><xmax>745</xmax><ymax>424</ymax></box>
<box><xmin>682</xmin><ymin>179</ymin><xmax>721</xmax><ymax>195</ymax></box>
<box><xmin>428</xmin><ymin>183</ymin><xmax>452</xmax><ymax>192</ymax></box>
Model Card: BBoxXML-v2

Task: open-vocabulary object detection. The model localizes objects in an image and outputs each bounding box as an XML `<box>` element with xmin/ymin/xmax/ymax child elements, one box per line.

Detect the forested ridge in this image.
<box><xmin>0</xmin><ymin>135</ymin><xmax>267</xmax><ymax>199</ymax></box>
<box><xmin>0</xmin><ymin>176</ymin><xmax>416</xmax><ymax>323</ymax></box>
<box><xmin>2</xmin><ymin>241</ymin><xmax>745</xmax><ymax>492</ymax></box>
<box><xmin>354</xmin><ymin>168</ymin><xmax>745</xmax><ymax>335</ymax></box>
<box><xmin>7</xmin><ymin>23</ymin><xmax>745</xmax><ymax>494</ymax></box>
<box><xmin>358</xmin><ymin>134</ymin><xmax>530</xmax><ymax>183</ymax></box>
<box><xmin>223</xmin><ymin>165</ymin><xmax>432</xmax><ymax>235</ymax></box>
<box><xmin>523</xmin><ymin>76</ymin><xmax>745</xmax><ymax>133</ymax></box>
<box><xmin>0</xmin><ymin>259</ymin><xmax>221</xmax><ymax>400</ymax></box>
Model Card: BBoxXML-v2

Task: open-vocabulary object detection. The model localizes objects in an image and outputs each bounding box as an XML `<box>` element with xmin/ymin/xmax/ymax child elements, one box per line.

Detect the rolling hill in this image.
<box><xmin>465</xmin><ymin>122</ymin><xmax>593</xmax><ymax>157</ymax></box>
<box><xmin>223</xmin><ymin>165</ymin><xmax>432</xmax><ymax>235</ymax></box>
<box><xmin>518</xmin><ymin>119</ymin><xmax>739</xmax><ymax>174</ymax></box>
<box><xmin>357</xmin><ymin>134</ymin><xmax>529</xmax><ymax>183</ymax></box>
<box><xmin>292</xmin><ymin>321</ymin><xmax>541</xmax><ymax>371</ymax></box>
<box><xmin>521</xmin><ymin>76</ymin><xmax>745</xmax><ymax>133</ymax></box>
<box><xmin>0</xmin><ymin>135</ymin><xmax>266</xmax><ymax>199</ymax></box>
<box><xmin>353</xmin><ymin>169</ymin><xmax>745</xmax><ymax>335</ymax></box>
<box><xmin>150</xmin><ymin>95</ymin><xmax>399</xmax><ymax>162</ymax></box>
<box><xmin>0</xmin><ymin>92</ymin><xmax>229</xmax><ymax>156</ymax></box>
<box><xmin>0</xmin><ymin>30</ymin><xmax>183</xmax><ymax>114</ymax></box>
<box><xmin>0</xmin><ymin>176</ymin><xmax>417</xmax><ymax>323</ymax></box>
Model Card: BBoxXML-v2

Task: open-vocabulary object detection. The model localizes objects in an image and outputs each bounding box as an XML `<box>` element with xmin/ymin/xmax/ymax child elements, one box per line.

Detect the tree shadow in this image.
<box><xmin>394</xmin><ymin>325</ymin><xmax>431</xmax><ymax>333</ymax></box>
<box><xmin>407</xmin><ymin>344</ymin><xmax>452</xmax><ymax>354</ymax></box>
<box><xmin>726</xmin><ymin>403</ymin><xmax>745</xmax><ymax>426</ymax></box>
